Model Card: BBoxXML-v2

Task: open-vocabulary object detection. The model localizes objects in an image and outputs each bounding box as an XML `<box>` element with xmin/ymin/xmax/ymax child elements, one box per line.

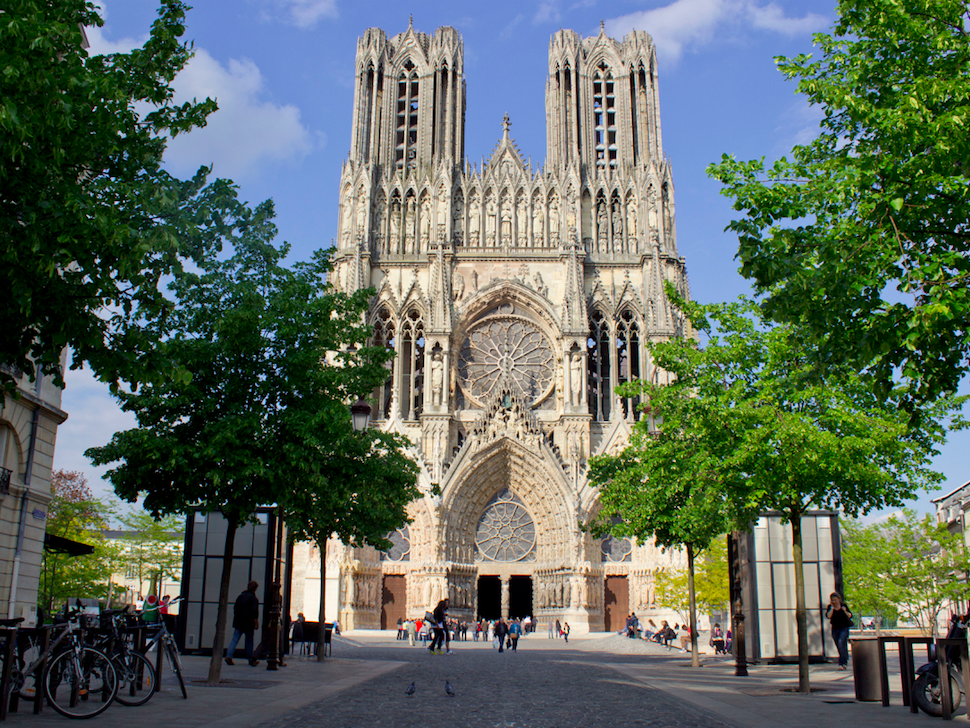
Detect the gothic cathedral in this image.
<box><xmin>293</xmin><ymin>21</ymin><xmax>692</xmax><ymax>633</ymax></box>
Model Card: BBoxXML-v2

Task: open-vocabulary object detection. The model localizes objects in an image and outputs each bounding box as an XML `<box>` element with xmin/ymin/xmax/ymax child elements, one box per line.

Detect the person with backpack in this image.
<box><xmin>508</xmin><ymin>618</ymin><xmax>523</xmax><ymax>651</ymax></box>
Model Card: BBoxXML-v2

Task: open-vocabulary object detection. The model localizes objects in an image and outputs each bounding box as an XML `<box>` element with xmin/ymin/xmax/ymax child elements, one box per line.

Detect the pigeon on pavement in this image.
<box><xmin>445</xmin><ymin>680</ymin><xmax>455</xmax><ymax>697</ymax></box>
<box><xmin>405</xmin><ymin>682</ymin><xmax>416</xmax><ymax>696</ymax></box>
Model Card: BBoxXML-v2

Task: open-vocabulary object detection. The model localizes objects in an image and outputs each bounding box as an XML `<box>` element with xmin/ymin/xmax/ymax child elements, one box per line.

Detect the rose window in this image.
<box><xmin>475</xmin><ymin>489</ymin><xmax>536</xmax><ymax>562</ymax></box>
<box><xmin>601</xmin><ymin>535</ymin><xmax>633</xmax><ymax>563</ymax></box>
<box><xmin>457</xmin><ymin>315</ymin><xmax>554</xmax><ymax>407</ymax></box>
<box><xmin>381</xmin><ymin>527</ymin><xmax>411</xmax><ymax>562</ymax></box>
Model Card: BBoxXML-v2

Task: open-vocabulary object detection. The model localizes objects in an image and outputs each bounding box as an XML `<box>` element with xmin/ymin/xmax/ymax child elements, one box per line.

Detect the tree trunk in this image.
<box><xmin>317</xmin><ymin>541</ymin><xmax>327</xmax><ymax>662</ymax></box>
<box><xmin>791</xmin><ymin>512</ymin><xmax>810</xmax><ymax>693</ymax></box>
<box><xmin>687</xmin><ymin>542</ymin><xmax>700</xmax><ymax>668</ymax></box>
<box><xmin>207</xmin><ymin>513</ymin><xmax>238</xmax><ymax>685</ymax></box>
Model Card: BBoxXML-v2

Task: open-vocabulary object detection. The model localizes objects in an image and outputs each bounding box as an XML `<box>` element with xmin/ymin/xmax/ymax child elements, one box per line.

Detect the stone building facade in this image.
<box><xmin>0</xmin><ymin>363</ymin><xmax>67</xmax><ymax>625</ymax></box>
<box><xmin>298</xmin><ymin>21</ymin><xmax>692</xmax><ymax>633</ymax></box>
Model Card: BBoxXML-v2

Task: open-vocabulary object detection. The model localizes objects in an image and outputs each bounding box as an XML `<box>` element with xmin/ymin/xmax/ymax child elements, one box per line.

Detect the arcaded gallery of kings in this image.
<box><xmin>287</xmin><ymin>20</ymin><xmax>693</xmax><ymax>634</ymax></box>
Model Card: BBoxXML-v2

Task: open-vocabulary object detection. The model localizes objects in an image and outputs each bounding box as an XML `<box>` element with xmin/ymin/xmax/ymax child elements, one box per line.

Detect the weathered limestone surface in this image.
<box><xmin>293</xmin><ymin>22</ymin><xmax>692</xmax><ymax>632</ymax></box>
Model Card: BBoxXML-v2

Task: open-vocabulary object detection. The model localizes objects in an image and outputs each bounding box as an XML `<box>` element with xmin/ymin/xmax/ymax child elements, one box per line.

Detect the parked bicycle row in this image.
<box><xmin>0</xmin><ymin>597</ymin><xmax>187</xmax><ymax>720</ymax></box>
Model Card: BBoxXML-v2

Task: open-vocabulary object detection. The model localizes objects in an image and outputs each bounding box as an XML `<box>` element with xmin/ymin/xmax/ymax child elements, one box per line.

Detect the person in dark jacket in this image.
<box><xmin>825</xmin><ymin>592</ymin><xmax>853</xmax><ymax>670</ymax></box>
<box><xmin>225</xmin><ymin>581</ymin><xmax>260</xmax><ymax>666</ymax></box>
<box><xmin>428</xmin><ymin>599</ymin><xmax>448</xmax><ymax>654</ymax></box>
<box><xmin>495</xmin><ymin>618</ymin><xmax>509</xmax><ymax>653</ymax></box>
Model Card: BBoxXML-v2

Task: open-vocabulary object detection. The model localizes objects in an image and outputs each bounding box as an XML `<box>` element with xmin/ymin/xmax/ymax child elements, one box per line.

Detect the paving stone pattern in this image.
<box><xmin>255</xmin><ymin>640</ymin><xmax>737</xmax><ymax>728</ymax></box>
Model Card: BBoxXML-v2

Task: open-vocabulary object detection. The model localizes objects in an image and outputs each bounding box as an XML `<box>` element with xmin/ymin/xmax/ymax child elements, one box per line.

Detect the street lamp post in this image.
<box><xmin>351</xmin><ymin>398</ymin><xmax>372</xmax><ymax>433</ymax></box>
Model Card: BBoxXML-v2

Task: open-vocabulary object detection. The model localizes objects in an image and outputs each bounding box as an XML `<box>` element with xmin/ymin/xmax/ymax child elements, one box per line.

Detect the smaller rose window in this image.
<box><xmin>381</xmin><ymin>527</ymin><xmax>411</xmax><ymax>562</ymax></box>
<box><xmin>601</xmin><ymin>535</ymin><xmax>633</xmax><ymax>563</ymax></box>
<box><xmin>475</xmin><ymin>489</ymin><xmax>536</xmax><ymax>562</ymax></box>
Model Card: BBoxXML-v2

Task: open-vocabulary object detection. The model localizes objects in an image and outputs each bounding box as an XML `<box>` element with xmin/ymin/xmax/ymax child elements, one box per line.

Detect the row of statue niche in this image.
<box><xmin>633</xmin><ymin>576</ymin><xmax>657</xmax><ymax>611</ymax></box>
<box><xmin>368</xmin><ymin>192</ymin><xmax>572</xmax><ymax>255</ymax></box>
<box><xmin>452</xmin><ymin>266</ymin><xmax>548</xmax><ymax>303</ymax></box>
<box><xmin>448</xmin><ymin>576</ymin><xmax>475</xmax><ymax>610</ymax></box>
<box><xmin>536</xmin><ymin>575</ymin><xmax>582</xmax><ymax>610</ymax></box>
<box><xmin>344</xmin><ymin>573</ymin><xmax>380</xmax><ymax>611</ymax></box>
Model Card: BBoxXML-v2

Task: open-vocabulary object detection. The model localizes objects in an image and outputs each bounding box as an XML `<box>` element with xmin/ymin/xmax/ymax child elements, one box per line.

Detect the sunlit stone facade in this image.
<box><xmin>295</xmin><ymin>21</ymin><xmax>693</xmax><ymax>632</ymax></box>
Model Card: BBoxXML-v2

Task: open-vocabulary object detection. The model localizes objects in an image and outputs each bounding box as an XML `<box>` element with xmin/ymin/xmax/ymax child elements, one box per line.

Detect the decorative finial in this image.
<box><xmin>502</xmin><ymin>113</ymin><xmax>511</xmax><ymax>135</ymax></box>
<box><xmin>600</xmin><ymin>19</ymin><xmax>605</xmax><ymax>34</ymax></box>
<box><xmin>408</xmin><ymin>14</ymin><xmax>413</xmax><ymax>29</ymax></box>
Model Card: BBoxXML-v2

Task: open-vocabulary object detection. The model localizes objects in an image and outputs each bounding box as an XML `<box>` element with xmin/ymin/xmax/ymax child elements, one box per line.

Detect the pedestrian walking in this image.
<box><xmin>225</xmin><ymin>580</ymin><xmax>260</xmax><ymax>666</ymax></box>
<box><xmin>509</xmin><ymin>618</ymin><xmax>522</xmax><ymax>651</ymax></box>
<box><xmin>825</xmin><ymin>592</ymin><xmax>853</xmax><ymax>670</ymax></box>
<box><xmin>548</xmin><ymin>620</ymin><xmax>554</xmax><ymax>639</ymax></box>
<box><xmin>495</xmin><ymin>618</ymin><xmax>509</xmax><ymax>653</ymax></box>
<box><xmin>407</xmin><ymin>618</ymin><xmax>417</xmax><ymax>646</ymax></box>
<box><xmin>562</xmin><ymin>621</ymin><xmax>570</xmax><ymax>643</ymax></box>
<box><xmin>555</xmin><ymin>619</ymin><xmax>562</xmax><ymax>638</ymax></box>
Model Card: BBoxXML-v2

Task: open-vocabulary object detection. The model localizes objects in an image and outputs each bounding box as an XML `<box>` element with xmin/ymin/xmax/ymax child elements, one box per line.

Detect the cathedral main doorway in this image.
<box><xmin>508</xmin><ymin>576</ymin><xmax>533</xmax><ymax>619</ymax></box>
<box><xmin>477</xmin><ymin>576</ymin><xmax>501</xmax><ymax>620</ymax></box>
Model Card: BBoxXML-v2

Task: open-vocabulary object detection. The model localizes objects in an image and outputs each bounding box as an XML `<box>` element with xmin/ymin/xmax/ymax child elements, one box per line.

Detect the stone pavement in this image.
<box><xmin>0</xmin><ymin>631</ymin><xmax>956</xmax><ymax>727</ymax></box>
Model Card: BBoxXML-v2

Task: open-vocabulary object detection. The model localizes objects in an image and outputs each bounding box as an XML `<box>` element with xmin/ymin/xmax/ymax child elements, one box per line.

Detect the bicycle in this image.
<box><xmin>86</xmin><ymin>609</ymin><xmax>157</xmax><ymax>707</ymax></box>
<box><xmin>138</xmin><ymin>598</ymin><xmax>187</xmax><ymax>699</ymax></box>
<box><xmin>9</xmin><ymin>609</ymin><xmax>118</xmax><ymax>719</ymax></box>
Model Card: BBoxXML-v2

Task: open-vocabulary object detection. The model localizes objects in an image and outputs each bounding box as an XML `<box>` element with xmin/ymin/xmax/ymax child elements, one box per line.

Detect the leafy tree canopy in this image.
<box><xmin>41</xmin><ymin>470</ymin><xmax>122</xmax><ymax>614</ymax></box>
<box><xmin>845</xmin><ymin>510</ymin><xmax>970</xmax><ymax>636</ymax></box>
<box><xmin>1</xmin><ymin>0</ymin><xmax>247</xmax><ymax>391</ymax></box>
<box><xmin>708</xmin><ymin>0</ymin><xmax>970</xmax><ymax>405</ymax></box>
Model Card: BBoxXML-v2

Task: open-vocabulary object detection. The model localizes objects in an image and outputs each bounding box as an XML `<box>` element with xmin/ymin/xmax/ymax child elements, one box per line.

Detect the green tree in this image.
<box><xmin>0</xmin><ymin>0</ymin><xmax>246</xmax><ymax>392</ymax></box>
<box><xmin>281</xmin><ymin>428</ymin><xmax>419</xmax><ymax>660</ymax></box>
<box><xmin>653</xmin><ymin>538</ymin><xmax>729</xmax><ymax>628</ymax></box>
<box><xmin>708</xmin><ymin>0</ymin><xmax>970</xmax><ymax>405</ymax></box>
<box><xmin>40</xmin><ymin>470</ymin><xmax>122</xmax><ymax>615</ymax></box>
<box><xmin>116</xmin><ymin>511</ymin><xmax>184</xmax><ymax>599</ymax></box>
<box><xmin>883</xmin><ymin>510</ymin><xmax>970</xmax><ymax>636</ymax></box>
<box><xmin>840</xmin><ymin>518</ymin><xmax>899</xmax><ymax>630</ymax></box>
<box><xmin>635</xmin><ymin>287</ymin><xmax>958</xmax><ymax>691</ymax></box>
<box><xmin>86</xmin><ymin>217</ymin><xmax>392</xmax><ymax>684</ymax></box>
<box><xmin>588</xmin><ymin>403</ymin><xmax>728</xmax><ymax>667</ymax></box>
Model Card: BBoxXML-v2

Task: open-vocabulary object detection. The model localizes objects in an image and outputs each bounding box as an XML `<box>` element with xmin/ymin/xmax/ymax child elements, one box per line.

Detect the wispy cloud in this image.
<box><xmin>605</xmin><ymin>0</ymin><xmax>828</xmax><ymax>63</ymax></box>
<box><xmin>163</xmin><ymin>49</ymin><xmax>319</xmax><ymax>180</ymax></box>
<box><xmin>501</xmin><ymin>13</ymin><xmax>526</xmax><ymax>40</ymax></box>
<box><xmin>259</xmin><ymin>0</ymin><xmax>338</xmax><ymax>28</ymax></box>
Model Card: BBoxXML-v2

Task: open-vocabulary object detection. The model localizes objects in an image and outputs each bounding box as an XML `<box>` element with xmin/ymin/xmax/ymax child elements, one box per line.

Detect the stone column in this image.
<box><xmin>501</xmin><ymin>577</ymin><xmax>510</xmax><ymax>620</ymax></box>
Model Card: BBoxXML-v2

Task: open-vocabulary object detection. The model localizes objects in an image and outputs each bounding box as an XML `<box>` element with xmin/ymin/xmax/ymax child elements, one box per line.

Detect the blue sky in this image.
<box><xmin>56</xmin><ymin>0</ymin><xmax>969</xmax><ymax>516</ymax></box>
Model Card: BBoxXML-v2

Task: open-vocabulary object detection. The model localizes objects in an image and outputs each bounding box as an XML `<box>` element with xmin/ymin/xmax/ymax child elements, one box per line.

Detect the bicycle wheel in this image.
<box><xmin>165</xmin><ymin>636</ymin><xmax>187</xmax><ymax>699</ymax></box>
<box><xmin>16</xmin><ymin>636</ymin><xmax>41</xmax><ymax>700</ymax></box>
<box><xmin>44</xmin><ymin>647</ymin><xmax>118</xmax><ymax>719</ymax></box>
<box><xmin>112</xmin><ymin>650</ymin><xmax>156</xmax><ymax>707</ymax></box>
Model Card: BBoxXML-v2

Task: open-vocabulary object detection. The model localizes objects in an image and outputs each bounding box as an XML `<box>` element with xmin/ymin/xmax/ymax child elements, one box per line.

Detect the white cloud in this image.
<box><xmin>605</xmin><ymin>0</ymin><xmax>828</xmax><ymax>63</ymax></box>
<box><xmin>163</xmin><ymin>49</ymin><xmax>319</xmax><ymax>180</ymax></box>
<box><xmin>84</xmin><ymin>3</ymin><xmax>318</xmax><ymax>180</ymax></box>
<box><xmin>260</xmin><ymin>0</ymin><xmax>338</xmax><ymax>28</ymax></box>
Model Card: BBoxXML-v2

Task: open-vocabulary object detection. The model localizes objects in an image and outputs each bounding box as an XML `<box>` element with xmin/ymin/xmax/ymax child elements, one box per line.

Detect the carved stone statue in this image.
<box><xmin>453</xmin><ymin>199</ymin><xmax>464</xmax><ymax>245</ymax></box>
<box><xmin>533</xmin><ymin>272</ymin><xmax>548</xmax><ymax>298</ymax></box>
<box><xmin>431</xmin><ymin>352</ymin><xmax>444</xmax><ymax>406</ymax></box>
<box><xmin>570</xmin><ymin>351</ymin><xmax>582</xmax><ymax>407</ymax></box>
<box><xmin>453</xmin><ymin>272</ymin><xmax>465</xmax><ymax>301</ymax></box>
<box><xmin>533</xmin><ymin>204</ymin><xmax>544</xmax><ymax>246</ymax></box>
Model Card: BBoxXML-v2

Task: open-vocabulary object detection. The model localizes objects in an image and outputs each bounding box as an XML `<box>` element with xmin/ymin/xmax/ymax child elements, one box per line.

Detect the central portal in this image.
<box><xmin>508</xmin><ymin>575</ymin><xmax>533</xmax><ymax>619</ymax></box>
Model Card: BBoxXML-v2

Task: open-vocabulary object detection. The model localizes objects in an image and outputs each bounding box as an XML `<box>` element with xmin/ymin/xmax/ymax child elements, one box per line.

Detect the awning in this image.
<box><xmin>44</xmin><ymin>533</ymin><xmax>95</xmax><ymax>557</ymax></box>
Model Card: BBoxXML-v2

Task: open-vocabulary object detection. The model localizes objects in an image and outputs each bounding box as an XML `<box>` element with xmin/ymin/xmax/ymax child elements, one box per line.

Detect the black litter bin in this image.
<box><xmin>850</xmin><ymin>638</ymin><xmax>883</xmax><ymax>701</ymax></box>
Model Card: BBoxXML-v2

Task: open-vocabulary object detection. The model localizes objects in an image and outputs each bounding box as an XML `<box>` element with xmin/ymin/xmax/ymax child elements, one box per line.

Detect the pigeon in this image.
<box><xmin>445</xmin><ymin>680</ymin><xmax>455</xmax><ymax>697</ymax></box>
<box><xmin>405</xmin><ymin>682</ymin><xmax>415</xmax><ymax>697</ymax></box>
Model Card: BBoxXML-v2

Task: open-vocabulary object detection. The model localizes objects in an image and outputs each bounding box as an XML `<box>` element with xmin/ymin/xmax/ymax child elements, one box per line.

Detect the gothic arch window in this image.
<box><xmin>400</xmin><ymin>308</ymin><xmax>425</xmax><ymax>420</ymax></box>
<box><xmin>587</xmin><ymin>309</ymin><xmax>611</xmax><ymax>421</ymax></box>
<box><xmin>372</xmin><ymin>306</ymin><xmax>396</xmax><ymax>420</ymax></box>
<box><xmin>475</xmin><ymin>489</ymin><xmax>536</xmax><ymax>562</ymax></box>
<box><xmin>395</xmin><ymin>69</ymin><xmax>420</xmax><ymax>169</ymax></box>
<box><xmin>381</xmin><ymin>526</ymin><xmax>411</xmax><ymax>562</ymax></box>
<box><xmin>592</xmin><ymin>65</ymin><xmax>617</xmax><ymax>169</ymax></box>
<box><xmin>616</xmin><ymin>309</ymin><xmax>642</xmax><ymax>419</ymax></box>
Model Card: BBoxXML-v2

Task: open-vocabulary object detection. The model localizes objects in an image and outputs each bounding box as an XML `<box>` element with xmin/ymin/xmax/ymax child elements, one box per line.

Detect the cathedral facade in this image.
<box><xmin>294</xmin><ymin>21</ymin><xmax>692</xmax><ymax>633</ymax></box>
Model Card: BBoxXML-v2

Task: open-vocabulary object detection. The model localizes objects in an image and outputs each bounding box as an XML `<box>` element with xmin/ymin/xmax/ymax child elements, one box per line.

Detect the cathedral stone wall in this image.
<box><xmin>292</xmin><ymin>21</ymin><xmax>693</xmax><ymax>633</ymax></box>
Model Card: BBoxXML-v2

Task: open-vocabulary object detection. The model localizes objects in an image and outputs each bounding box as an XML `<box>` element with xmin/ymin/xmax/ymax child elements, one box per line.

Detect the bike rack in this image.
<box><xmin>0</xmin><ymin>627</ymin><xmax>16</xmax><ymax>721</ymax></box>
<box><xmin>901</xmin><ymin>635</ymin><xmax>935</xmax><ymax>713</ymax></box>
<box><xmin>936</xmin><ymin>637</ymin><xmax>970</xmax><ymax>721</ymax></box>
